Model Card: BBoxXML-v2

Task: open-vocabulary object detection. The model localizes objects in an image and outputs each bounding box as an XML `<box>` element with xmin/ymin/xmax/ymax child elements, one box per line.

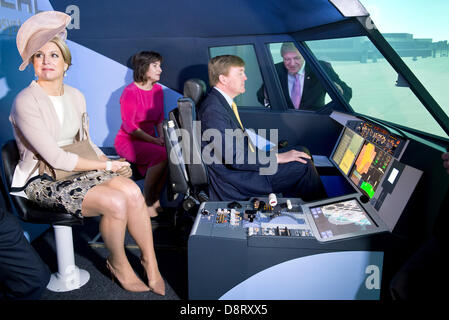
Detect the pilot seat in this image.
<box><xmin>163</xmin><ymin>79</ymin><xmax>209</xmax><ymax>212</ymax></box>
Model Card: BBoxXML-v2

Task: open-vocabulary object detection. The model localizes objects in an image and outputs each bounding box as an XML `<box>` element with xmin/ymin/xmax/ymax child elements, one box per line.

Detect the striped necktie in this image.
<box><xmin>231</xmin><ymin>102</ymin><xmax>255</xmax><ymax>153</ymax></box>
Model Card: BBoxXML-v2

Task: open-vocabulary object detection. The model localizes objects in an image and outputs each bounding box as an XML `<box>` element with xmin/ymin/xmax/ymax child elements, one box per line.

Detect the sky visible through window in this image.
<box><xmin>360</xmin><ymin>0</ymin><xmax>449</xmax><ymax>137</ymax></box>
<box><xmin>361</xmin><ymin>0</ymin><xmax>449</xmax><ymax>42</ymax></box>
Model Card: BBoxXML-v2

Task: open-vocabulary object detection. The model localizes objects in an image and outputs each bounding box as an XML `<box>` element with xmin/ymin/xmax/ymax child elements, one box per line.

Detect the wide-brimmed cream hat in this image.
<box><xmin>16</xmin><ymin>11</ymin><xmax>71</xmax><ymax>71</ymax></box>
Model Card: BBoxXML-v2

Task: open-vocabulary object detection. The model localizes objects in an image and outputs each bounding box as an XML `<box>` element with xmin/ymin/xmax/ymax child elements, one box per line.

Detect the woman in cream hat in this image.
<box><xmin>10</xmin><ymin>11</ymin><xmax>165</xmax><ymax>295</ymax></box>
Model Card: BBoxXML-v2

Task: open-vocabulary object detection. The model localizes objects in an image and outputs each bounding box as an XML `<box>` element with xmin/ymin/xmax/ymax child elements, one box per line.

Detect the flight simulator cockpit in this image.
<box><xmin>188</xmin><ymin>111</ymin><xmax>422</xmax><ymax>300</ymax></box>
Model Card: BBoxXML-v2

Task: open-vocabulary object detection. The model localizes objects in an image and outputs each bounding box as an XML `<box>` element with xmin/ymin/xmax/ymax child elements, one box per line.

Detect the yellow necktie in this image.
<box><xmin>232</xmin><ymin>102</ymin><xmax>255</xmax><ymax>153</ymax></box>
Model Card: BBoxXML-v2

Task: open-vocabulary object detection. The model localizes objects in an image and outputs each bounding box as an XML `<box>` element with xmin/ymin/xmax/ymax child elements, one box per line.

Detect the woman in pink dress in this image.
<box><xmin>115</xmin><ymin>51</ymin><xmax>167</xmax><ymax>217</ymax></box>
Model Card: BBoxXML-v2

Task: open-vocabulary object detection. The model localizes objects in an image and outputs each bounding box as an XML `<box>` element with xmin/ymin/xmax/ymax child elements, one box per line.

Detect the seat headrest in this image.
<box><xmin>183</xmin><ymin>79</ymin><xmax>206</xmax><ymax>105</ymax></box>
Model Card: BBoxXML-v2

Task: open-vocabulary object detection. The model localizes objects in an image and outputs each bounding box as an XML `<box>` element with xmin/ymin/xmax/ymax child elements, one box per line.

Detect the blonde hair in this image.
<box><xmin>30</xmin><ymin>36</ymin><xmax>72</xmax><ymax>70</ymax></box>
<box><xmin>208</xmin><ymin>55</ymin><xmax>245</xmax><ymax>87</ymax></box>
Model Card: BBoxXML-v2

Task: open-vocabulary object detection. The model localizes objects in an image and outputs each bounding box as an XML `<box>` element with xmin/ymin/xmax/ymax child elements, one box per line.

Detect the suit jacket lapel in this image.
<box><xmin>211</xmin><ymin>88</ymin><xmax>241</xmax><ymax>130</ymax></box>
<box><xmin>210</xmin><ymin>88</ymin><xmax>257</xmax><ymax>153</ymax></box>
<box><xmin>301</xmin><ymin>64</ymin><xmax>314</xmax><ymax>105</ymax></box>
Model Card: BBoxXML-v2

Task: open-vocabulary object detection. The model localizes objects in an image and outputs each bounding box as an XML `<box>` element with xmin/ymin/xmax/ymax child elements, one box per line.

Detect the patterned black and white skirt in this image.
<box><xmin>24</xmin><ymin>170</ymin><xmax>119</xmax><ymax>218</ymax></box>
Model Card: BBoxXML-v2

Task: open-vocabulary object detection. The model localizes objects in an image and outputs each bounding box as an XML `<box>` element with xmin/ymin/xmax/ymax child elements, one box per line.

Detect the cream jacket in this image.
<box><xmin>9</xmin><ymin>81</ymin><xmax>104</xmax><ymax>192</ymax></box>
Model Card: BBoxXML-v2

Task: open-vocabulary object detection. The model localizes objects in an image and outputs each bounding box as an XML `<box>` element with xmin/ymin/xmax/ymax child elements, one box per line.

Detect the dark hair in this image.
<box><xmin>132</xmin><ymin>51</ymin><xmax>163</xmax><ymax>83</ymax></box>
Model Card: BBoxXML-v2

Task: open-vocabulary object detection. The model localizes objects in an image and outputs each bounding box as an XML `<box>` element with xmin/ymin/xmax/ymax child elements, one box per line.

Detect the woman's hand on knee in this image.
<box><xmin>115</xmin><ymin>158</ymin><xmax>132</xmax><ymax>178</ymax></box>
<box><xmin>110</xmin><ymin>160</ymin><xmax>130</xmax><ymax>173</ymax></box>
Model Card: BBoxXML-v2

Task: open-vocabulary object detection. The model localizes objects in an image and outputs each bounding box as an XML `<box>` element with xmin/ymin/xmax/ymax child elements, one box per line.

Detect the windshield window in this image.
<box><xmin>361</xmin><ymin>0</ymin><xmax>449</xmax><ymax>127</ymax></box>
<box><xmin>263</xmin><ymin>42</ymin><xmax>352</xmax><ymax>111</ymax></box>
<box><xmin>306</xmin><ymin>36</ymin><xmax>447</xmax><ymax>138</ymax></box>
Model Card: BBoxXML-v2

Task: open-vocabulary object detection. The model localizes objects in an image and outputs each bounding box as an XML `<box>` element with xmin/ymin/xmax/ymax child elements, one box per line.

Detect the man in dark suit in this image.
<box><xmin>257</xmin><ymin>42</ymin><xmax>352</xmax><ymax>110</ymax></box>
<box><xmin>0</xmin><ymin>194</ymin><xmax>50</xmax><ymax>299</ymax></box>
<box><xmin>198</xmin><ymin>55</ymin><xmax>327</xmax><ymax>201</ymax></box>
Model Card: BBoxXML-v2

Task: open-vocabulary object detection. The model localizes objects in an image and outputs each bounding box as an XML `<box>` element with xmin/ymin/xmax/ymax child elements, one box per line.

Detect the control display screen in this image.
<box><xmin>350</xmin><ymin>120</ymin><xmax>406</xmax><ymax>158</ymax></box>
<box><xmin>332</xmin><ymin>128</ymin><xmax>364</xmax><ymax>175</ymax></box>
<box><xmin>310</xmin><ymin>199</ymin><xmax>377</xmax><ymax>240</ymax></box>
<box><xmin>348</xmin><ymin>141</ymin><xmax>393</xmax><ymax>198</ymax></box>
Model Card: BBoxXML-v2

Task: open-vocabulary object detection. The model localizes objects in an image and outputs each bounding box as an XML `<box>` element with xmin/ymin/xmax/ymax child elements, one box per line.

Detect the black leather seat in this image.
<box><xmin>163</xmin><ymin>116</ymin><xmax>189</xmax><ymax>197</ymax></box>
<box><xmin>163</xmin><ymin>79</ymin><xmax>209</xmax><ymax>210</ymax></box>
<box><xmin>177</xmin><ymin>79</ymin><xmax>208</xmax><ymax>190</ymax></box>
<box><xmin>1</xmin><ymin>140</ymin><xmax>89</xmax><ymax>292</ymax></box>
<box><xmin>1</xmin><ymin>140</ymin><xmax>82</xmax><ymax>226</ymax></box>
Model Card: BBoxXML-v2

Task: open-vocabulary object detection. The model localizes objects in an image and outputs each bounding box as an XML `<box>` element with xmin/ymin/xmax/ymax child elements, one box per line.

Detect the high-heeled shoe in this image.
<box><xmin>140</xmin><ymin>259</ymin><xmax>166</xmax><ymax>296</ymax></box>
<box><xmin>149</xmin><ymin>276</ymin><xmax>165</xmax><ymax>296</ymax></box>
<box><xmin>106</xmin><ymin>259</ymin><xmax>150</xmax><ymax>292</ymax></box>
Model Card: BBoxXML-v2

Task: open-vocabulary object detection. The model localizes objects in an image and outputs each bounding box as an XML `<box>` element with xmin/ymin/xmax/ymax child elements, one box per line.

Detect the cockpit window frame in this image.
<box><xmin>359</xmin><ymin>16</ymin><xmax>449</xmax><ymax>140</ymax></box>
<box><xmin>292</xmin><ymin>17</ymin><xmax>449</xmax><ymax>144</ymax></box>
<box><xmin>205</xmin><ymin>35</ymin><xmax>355</xmax><ymax>114</ymax></box>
